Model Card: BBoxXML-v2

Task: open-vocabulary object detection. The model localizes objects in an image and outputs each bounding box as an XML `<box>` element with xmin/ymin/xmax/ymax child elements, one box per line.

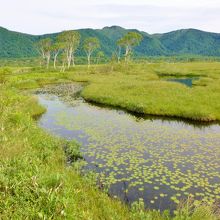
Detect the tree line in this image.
<box><xmin>36</xmin><ymin>30</ymin><xmax>143</xmax><ymax>70</ymax></box>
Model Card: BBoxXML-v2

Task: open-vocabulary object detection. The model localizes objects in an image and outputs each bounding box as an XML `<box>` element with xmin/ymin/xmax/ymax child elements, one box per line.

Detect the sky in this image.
<box><xmin>1</xmin><ymin>0</ymin><xmax>220</xmax><ymax>35</ymax></box>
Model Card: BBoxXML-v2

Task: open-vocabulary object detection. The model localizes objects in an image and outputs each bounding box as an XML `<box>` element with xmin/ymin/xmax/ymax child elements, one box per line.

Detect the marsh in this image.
<box><xmin>36</xmin><ymin>84</ymin><xmax>220</xmax><ymax>211</ymax></box>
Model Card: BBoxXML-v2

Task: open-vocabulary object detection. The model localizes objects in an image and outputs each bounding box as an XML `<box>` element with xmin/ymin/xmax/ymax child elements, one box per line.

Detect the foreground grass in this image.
<box><xmin>0</xmin><ymin>63</ymin><xmax>220</xmax><ymax>219</ymax></box>
<box><xmin>0</xmin><ymin>84</ymin><xmax>150</xmax><ymax>219</ymax></box>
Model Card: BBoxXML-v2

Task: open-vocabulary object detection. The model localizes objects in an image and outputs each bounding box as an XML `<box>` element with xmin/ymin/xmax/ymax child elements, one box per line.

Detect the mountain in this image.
<box><xmin>0</xmin><ymin>27</ymin><xmax>37</xmax><ymax>58</ymax></box>
<box><xmin>0</xmin><ymin>26</ymin><xmax>220</xmax><ymax>58</ymax></box>
<box><xmin>156</xmin><ymin>29</ymin><xmax>220</xmax><ymax>56</ymax></box>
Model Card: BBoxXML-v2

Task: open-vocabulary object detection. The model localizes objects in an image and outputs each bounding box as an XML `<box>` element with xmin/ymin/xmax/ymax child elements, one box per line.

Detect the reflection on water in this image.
<box><xmin>36</xmin><ymin>86</ymin><xmax>220</xmax><ymax>212</ymax></box>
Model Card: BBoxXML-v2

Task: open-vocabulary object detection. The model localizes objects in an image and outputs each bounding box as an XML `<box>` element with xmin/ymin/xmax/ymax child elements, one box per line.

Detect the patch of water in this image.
<box><xmin>167</xmin><ymin>78</ymin><xmax>199</xmax><ymax>87</ymax></box>
<box><xmin>36</xmin><ymin>85</ymin><xmax>220</xmax><ymax>211</ymax></box>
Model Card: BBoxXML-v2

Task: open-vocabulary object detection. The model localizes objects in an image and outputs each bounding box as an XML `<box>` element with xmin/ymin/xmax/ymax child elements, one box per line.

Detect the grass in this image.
<box><xmin>0</xmin><ymin>62</ymin><xmax>220</xmax><ymax>219</ymax></box>
<box><xmin>4</xmin><ymin>63</ymin><xmax>208</xmax><ymax>122</ymax></box>
<box><xmin>0</xmin><ymin>83</ymin><xmax>139</xmax><ymax>219</ymax></box>
<box><xmin>70</xmin><ymin>62</ymin><xmax>220</xmax><ymax>122</ymax></box>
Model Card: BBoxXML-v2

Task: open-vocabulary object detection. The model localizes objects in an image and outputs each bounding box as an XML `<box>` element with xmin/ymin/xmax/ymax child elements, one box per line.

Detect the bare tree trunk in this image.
<box><xmin>116</xmin><ymin>46</ymin><xmax>121</xmax><ymax>63</ymax></box>
<box><xmin>39</xmin><ymin>50</ymin><xmax>45</xmax><ymax>67</ymax></box>
<box><xmin>87</xmin><ymin>54</ymin><xmax>91</xmax><ymax>68</ymax></box>
<box><xmin>67</xmin><ymin>52</ymin><xmax>70</xmax><ymax>69</ymax></box>
<box><xmin>125</xmin><ymin>46</ymin><xmax>129</xmax><ymax>63</ymax></box>
<box><xmin>125</xmin><ymin>46</ymin><xmax>131</xmax><ymax>63</ymax></box>
<box><xmin>67</xmin><ymin>48</ymin><xmax>73</xmax><ymax>69</ymax></box>
<box><xmin>46</xmin><ymin>54</ymin><xmax>50</xmax><ymax>69</ymax></box>
<box><xmin>60</xmin><ymin>61</ymin><xmax>66</xmax><ymax>72</ymax></box>
<box><xmin>67</xmin><ymin>56</ymin><xmax>71</xmax><ymax>69</ymax></box>
<box><xmin>72</xmin><ymin>54</ymin><xmax>75</xmax><ymax>67</ymax></box>
<box><xmin>54</xmin><ymin>52</ymin><xmax>59</xmax><ymax>69</ymax></box>
<box><xmin>117</xmin><ymin>56</ymin><xmax>120</xmax><ymax>63</ymax></box>
<box><xmin>66</xmin><ymin>50</ymin><xmax>69</xmax><ymax>69</ymax></box>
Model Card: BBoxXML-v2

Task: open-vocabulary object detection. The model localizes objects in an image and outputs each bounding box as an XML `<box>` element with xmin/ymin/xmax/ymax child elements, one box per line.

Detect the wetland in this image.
<box><xmin>36</xmin><ymin>84</ymin><xmax>220</xmax><ymax>212</ymax></box>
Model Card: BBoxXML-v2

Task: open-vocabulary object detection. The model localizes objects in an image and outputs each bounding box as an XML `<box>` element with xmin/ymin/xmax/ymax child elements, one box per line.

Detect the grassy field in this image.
<box><xmin>77</xmin><ymin>62</ymin><xmax>220</xmax><ymax>122</ymax></box>
<box><xmin>1</xmin><ymin>62</ymin><xmax>220</xmax><ymax>219</ymax></box>
<box><xmin>5</xmin><ymin>61</ymin><xmax>220</xmax><ymax>122</ymax></box>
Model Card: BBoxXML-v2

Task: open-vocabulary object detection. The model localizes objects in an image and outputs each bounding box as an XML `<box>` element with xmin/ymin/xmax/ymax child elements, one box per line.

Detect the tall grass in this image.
<box><xmin>0</xmin><ymin>85</ymin><xmax>133</xmax><ymax>219</ymax></box>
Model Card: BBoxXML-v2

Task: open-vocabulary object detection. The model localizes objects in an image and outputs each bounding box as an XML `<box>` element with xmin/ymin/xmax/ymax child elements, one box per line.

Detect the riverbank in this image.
<box><xmin>0</xmin><ymin>85</ymin><xmax>139</xmax><ymax>219</ymax></box>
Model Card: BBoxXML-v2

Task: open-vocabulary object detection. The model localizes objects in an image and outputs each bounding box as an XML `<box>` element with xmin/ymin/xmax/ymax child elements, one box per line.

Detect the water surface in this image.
<box><xmin>167</xmin><ymin>78</ymin><xmax>199</xmax><ymax>87</ymax></box>
<box><xmin>36</xmin><ymin>84</ymin><xmax>220</xmax><ymax>211</ymax></box>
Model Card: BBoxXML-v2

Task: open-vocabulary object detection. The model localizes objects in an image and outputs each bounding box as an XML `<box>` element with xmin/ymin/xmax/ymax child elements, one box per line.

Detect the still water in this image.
<box><xmin>167</xmin><ymin>78</ymin><xmax>198</xmax><ymax>87</ymax></box>
<box><xmin>36</xmin><ymin>84</ymin><xmax>220</xmax><ymax>211</ymax></box>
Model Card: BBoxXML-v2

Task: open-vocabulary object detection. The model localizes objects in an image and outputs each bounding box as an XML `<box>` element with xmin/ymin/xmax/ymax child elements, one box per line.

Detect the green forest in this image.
<box><xmin>1</xmin><ymin>26</ymin><xmax>220</xmax><ymax>59</ymax></box>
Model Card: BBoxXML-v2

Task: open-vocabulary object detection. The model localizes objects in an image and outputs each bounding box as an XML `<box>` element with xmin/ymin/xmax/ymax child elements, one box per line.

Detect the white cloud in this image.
<box><xmin>0</xmin><ymin>0</ymin><xmax>220</xmax><ymax>34</ymax></box>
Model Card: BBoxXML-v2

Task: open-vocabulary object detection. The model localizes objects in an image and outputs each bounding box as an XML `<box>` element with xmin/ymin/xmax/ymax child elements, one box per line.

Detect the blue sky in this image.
<box><xmin>1</xmin><ymin>0</ymin><xmax>220</xmax><ymax>35</ymax></box>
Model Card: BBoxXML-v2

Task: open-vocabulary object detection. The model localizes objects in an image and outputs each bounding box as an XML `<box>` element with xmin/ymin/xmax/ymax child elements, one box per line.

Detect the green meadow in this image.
<box><xmin>1</xmin><ymin>61</ymin><xmax>220</xmax><ymax>219</ymax></box>
<box><xmin>7</xmin><ymin>61</ymin><xmax>220</xmax><ymax>121</ymax></box>
<box><xmin>78</xmin><ymin>62</ymin><xmax>220</xmax><ymax>122</ymax></box>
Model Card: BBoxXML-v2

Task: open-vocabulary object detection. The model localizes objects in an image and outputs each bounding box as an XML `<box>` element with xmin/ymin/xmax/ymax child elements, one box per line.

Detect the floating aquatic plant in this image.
<box><xmin>37</xmin><ymin>84</ymin><xmax>220</xmax><ymax>211</ymax></box>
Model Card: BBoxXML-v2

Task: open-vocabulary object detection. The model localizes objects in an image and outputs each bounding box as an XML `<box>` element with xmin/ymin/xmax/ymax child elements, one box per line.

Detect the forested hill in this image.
<box><xmin>1</xmin><ymin>25</ymin><xmax>220</xmax><ymax>58</ymax></box>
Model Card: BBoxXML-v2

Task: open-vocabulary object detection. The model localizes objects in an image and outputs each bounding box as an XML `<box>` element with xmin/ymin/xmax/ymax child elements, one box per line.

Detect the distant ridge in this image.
<box><xmin>1</xmin><ymin>26</ymin><xmax>220</xmax><ymax>58</ymax></box>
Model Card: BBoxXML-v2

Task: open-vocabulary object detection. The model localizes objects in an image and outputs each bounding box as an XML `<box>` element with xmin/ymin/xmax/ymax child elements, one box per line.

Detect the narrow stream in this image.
<box><xmin>36</xmin><ymin>84</ymin><xmax>220</xmax><ymax>212</ymax></box>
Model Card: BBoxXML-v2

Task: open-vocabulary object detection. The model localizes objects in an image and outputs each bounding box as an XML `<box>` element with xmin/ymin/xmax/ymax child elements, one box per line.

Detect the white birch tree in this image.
<box><xmin>117</xmin><ymin>32</ymin><xmax>143</xmax><ymax>63</ymax></box>
<box><xmin>83</xmin><ymin>37</ymin><xmax>100</xmax><ymax>67</ymax></box>
<box><xmin>58</xmin><ymin>31</ymin><xmax>80</xmax><ymax>69</ymax></box>
<box><xmin>35</xmin><ymin>38</ymin><xmax>52</xmax><ymax>68</ymax></box>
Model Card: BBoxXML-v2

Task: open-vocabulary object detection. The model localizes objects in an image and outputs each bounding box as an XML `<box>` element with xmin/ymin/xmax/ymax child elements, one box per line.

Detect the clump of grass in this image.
<box><xmin>65</xmin><ymin>140</ymin><xmax>83</xmax><ymax>163</ymax></box>
<box><xmin>193</xmin><ymin>77</ymin><xmax>214</xmax><ymax>87</ymax></box>
<box><xmin>14</xmin><ymin>79</ymin><xmax>39</xmax><ymax>89</ymax></box>
<box><xmin>0</xmin><ymin>67</ymin><xmax>11</xmax><ymax>84</ymax></box>
<box><xmin>174</xmin><ymin>199</ymin><xmax>220</xmax><ymax>220</ymax></box>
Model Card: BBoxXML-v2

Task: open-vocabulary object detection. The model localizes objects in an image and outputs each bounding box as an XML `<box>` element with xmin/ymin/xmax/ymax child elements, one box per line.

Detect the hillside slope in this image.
<box><xmin>0</xmin><ymin>27</ymin><xmax>38</xmax><ymax>58</ymax></box>
<box><xmin>0</xmin><ymin>26</ymin><xmax>220</xmax><ymax>58</ymax></box>
<box><xmin>157</xmin><ymin>29</ymin><xmax>220</xmax><ymax>56</ymax></box>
